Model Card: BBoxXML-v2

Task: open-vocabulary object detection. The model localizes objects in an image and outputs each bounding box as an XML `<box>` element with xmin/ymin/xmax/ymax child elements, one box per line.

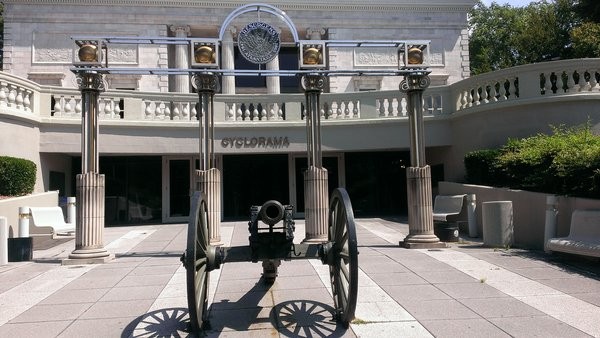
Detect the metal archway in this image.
<box><xmin>218</xmin><ymin>3</ymin><xmax>300</xmax><ymax>42</ymax></box>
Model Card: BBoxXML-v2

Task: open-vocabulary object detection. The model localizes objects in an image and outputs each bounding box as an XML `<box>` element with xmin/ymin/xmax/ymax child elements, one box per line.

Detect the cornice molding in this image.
<box><xmin>4</xmin><ymin>0</ymin><xmax>477</xmax><ymax>12</ymax></box>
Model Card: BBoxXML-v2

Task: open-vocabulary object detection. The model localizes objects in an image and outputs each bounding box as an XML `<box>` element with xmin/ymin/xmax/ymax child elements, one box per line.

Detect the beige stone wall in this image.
<box><xmin>3</xmin><ymin>1</ymin><xmax>475</xmax><ymax>92</ymax></box>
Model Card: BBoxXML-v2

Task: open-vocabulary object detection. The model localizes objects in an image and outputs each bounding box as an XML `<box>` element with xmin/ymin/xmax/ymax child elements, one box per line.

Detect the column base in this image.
<box><xmin>401</xmin><ymin>233</ymin><xmax>447</xmax><ymax>249</ymax></box>
<box><xmin>63</xmin><ymin>248</ymin><xmax>114</xmax><ymax>265</ymax></box>
<box><xmin>301</xmin><ymin>235</ymin><xmax>328</xmax><ymax>244</ymax></box>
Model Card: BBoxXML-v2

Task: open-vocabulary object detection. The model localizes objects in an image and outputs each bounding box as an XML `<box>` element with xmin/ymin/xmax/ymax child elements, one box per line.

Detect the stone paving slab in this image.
<box><xmin>0</xmin><ymin>219</ymin><xmax>599</xmax><ymax>337</ymax></box>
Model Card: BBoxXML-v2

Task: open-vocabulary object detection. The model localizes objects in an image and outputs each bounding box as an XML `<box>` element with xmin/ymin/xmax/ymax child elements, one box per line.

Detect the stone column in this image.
<box><xmin>400</xmin><ymin>72</ymin><xmax>445</xmax><ymax>249</ymax></box>
<box><xmin>170</xmin><ymin>25</ymin><xmax>191</xmax><ymax>93</ymax></box>
<box><xmin>266</xmin><ymin>56</ymin><xmax>280</xmax><ymax>94</ymax></box>
<box><xmin>64</xmin><ymin>72</ymin><xmax>114</xmax><ymax>264</ymax></box>
<box><xmin>195</xmin><ymin>168</ymin><xmax>222</xmax><ymax>245</ymax></box>
<box><xmin>222</xmin><ymin>27</ymin><xmax>236</xmax><ymax>95</ymax></box>
<box><xmin>302</xmin><ymin>74</ymin><xmax>328</xmax><ymax>242</ymax></box>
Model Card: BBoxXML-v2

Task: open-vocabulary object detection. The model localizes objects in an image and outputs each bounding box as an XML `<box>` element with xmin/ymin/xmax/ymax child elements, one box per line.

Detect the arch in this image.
<box><xmin>219</xmin><ymin>3</ymin><xmax>300</xmax><ymax>42</ymax></box>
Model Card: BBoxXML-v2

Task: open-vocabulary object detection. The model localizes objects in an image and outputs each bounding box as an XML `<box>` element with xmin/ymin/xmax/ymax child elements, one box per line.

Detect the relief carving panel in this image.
<box><xmin>354</xmin><ymin>48</ymin><xmax>398</xmax><ymax>67</ymax></box>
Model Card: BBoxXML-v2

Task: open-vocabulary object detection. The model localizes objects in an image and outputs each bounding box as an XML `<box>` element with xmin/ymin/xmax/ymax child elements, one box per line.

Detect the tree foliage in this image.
<box><xmin>469</xmin><ymin>0</ymin><xmax>600</xmax><ymax>75</ymax></box>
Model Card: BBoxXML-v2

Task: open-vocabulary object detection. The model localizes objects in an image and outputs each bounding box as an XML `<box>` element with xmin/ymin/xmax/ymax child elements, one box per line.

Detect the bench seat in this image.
<box><xmin>547</xmin><ymin>210</ymin><xmax>600</xmax><ymax>258</ymax></box>
<box><xmin>29</xmin><ymin>206</ymin><xmax>75</xmax><ymax>236</ymax></box>
<box><xmin>432</xmin><ymin>194</ymin><xmax>467</xmax><ymax>223</ymax></box>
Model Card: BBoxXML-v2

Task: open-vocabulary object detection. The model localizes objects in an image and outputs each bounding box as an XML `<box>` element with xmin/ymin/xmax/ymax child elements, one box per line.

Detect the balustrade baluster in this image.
<box><xmin>278</xmin><ymin>104</ymin><xmax>284</xmax><ymax>120</ymax></box>
<box><xmin>103</xmin><ymin>99</ymin><xmax>113</xmax><ymax>119</ymax></box>
<box><xmin>114</xmin><ymin>100</ymin><xmax>121</xmax><ymax>119</ymax></box>
<box><xmin>579</xmin><ymin>70</ymin><xmax>590</xmax><ymax>92</ymax></box>
<box><xmin>173</xmin><ymin>104</ymin><xmax>181</xmax><ymax>120</ymax></box>
<box><xmin>499</xmin><ymin>81</ymin><xmax>508</xmax><ymax>100</ymax></box>
<box><xmin>590</xmin><ymin>71</ymin><xmax>599</xmax><ymax>92</ymax></box>
<box><xmin>145</xmin><ymin>101</ymin><xmax>153</xmax><ymax>119</ymax></box>
<box><xmin>244</xmin><ymin>107</ymin><xmax>250</xmax><ymax>121</ymax></box>
<box><xmin>182</xmin><ymin>103</ymin><xmax>190</xmax><ymax>120</ymax></box>
<box><xmin>482</xmin><ymin>84</ymin><xmax>489</xmax><ymax>104</ymax></box>
<box><xmin>474</xmin><ymin>85</ymin><xmax>481</xmax><ymax>105</ymax></box>
<box><xmin>75</xmin><ymin>100</ymin><xmax>82</xmax><ymax>117</ymax></box>
<box><xmin>489</xmin><ymin>83</ymin><xmax>498</xmax><ymax>102</ymax></box>
<box><xmin>566</xmin><ymin>71</ymin><xmax>576</xmax><ymax>93</ymax></box>
<box><xmin>545</xmin><ymin>73</ymin><xmax>554</xmax><ymax>95</ymax></box>
<box><xmin>353</xmin><ymin>100</ymin><xmax>359</xmax><ymax>118</ymax></box>
<box><xmin>330</xmin><ymin>101</ymin><xmax>338</xmax><ymax>119</ymax></box>
<box><xmin>65</xmin><ymin>98</ymin><xmax>74</xmax><ymax>115</ymax></box>
<box><xmin>376</xmin><ymin>99</ymin><xmax>383</xmax><ymax>117</ymax></box>
<box><xmin>400</xmin><ymin>97</ymin><xmax>408</xmax><ymax>116</ymax></box>
<box><xmin>460</xmin><ymin>90</ymin><xmax>467</xmax><ymax>109</ymax></box>
<box><xmin>155</xmin><ymin>102</ymin><xmax>163</xmax><ymax>120</ymax></box>
<box><xmin>53</xmin><ymin>97</ymin><xmax>62</xmax><ymax>117</ymax></box>
<box><xmin>15</xmin><ymin>88</ymin><xmax>24</xmax><ymax>110</ymax></box>
<box><xmin>191</xmin><ymin>104</ymin><xmax>198</xmax><ymax>120</ymax></box>
<box><xmin>164</xmin><ymin>104</ymin><xmax>171</xmax><ymax>120</ymax></box>
<box><xmin>8</xmin><ymin>85</ymin><xmax>16</xmax><ymax>107</ymax></box>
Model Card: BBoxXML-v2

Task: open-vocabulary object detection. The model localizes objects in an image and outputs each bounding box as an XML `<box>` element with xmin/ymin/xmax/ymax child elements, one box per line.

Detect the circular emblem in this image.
<box><xmin>237</xmin><ymin>22</ymin><xmax>280</xmax><ymax>64</ymax></box>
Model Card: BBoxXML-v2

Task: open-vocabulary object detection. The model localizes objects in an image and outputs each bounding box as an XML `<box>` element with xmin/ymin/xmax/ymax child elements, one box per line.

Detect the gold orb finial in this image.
<box><xmin>303</xmin><ymin>47</ymin><xmax>322</xmax><ymax>65</ymax></box>
<box><xmin>407</xmin><ymin>47</ymin><xmax>424</xmax><ymax>65</ymax></box>
<box><xmin>78</xmin><ymin>44</ymin><xmax>98</xmax><ymax>62</ymax></box>
<box><xmin>194</xmin><ymin>45</ymin><xmax>215</xmax><ymax>64</ymax></box>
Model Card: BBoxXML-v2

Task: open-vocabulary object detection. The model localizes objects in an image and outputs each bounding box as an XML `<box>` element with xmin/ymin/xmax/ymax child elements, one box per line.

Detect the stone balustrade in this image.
<box><xmin>1</xmin><ymin>58</ymin><xmax>598</xmax><ymax>124</ymax></box>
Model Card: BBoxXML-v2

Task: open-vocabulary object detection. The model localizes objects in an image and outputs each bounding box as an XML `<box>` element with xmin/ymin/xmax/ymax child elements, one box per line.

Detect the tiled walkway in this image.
<box><xmin>1</xmin><ymin>218</ymin><xmax>599</xmax><ymax>337</ymax></box>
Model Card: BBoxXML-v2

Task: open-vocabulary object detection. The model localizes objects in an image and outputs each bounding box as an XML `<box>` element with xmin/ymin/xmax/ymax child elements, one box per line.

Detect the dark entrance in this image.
<box><xmin>223</xmin><ymin>154</ymin><xmax>289</xmax><ymax>219</ymax></box>
<box><xmin>345</xmin><ymin>151</ymin><xmax>410</xmax><ymax>216</ymax></box>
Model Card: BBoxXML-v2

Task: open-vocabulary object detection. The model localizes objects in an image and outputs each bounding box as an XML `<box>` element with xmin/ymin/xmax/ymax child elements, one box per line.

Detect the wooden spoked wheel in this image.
<box><xmin>186</xmin><ymin>191</ymin><xmax>210</xmax><ymax>332</ymax></box>
<box><xmin>328</xmin><ymin>188</ymin><xmax>359</xmax><ymax>326</ymax></box>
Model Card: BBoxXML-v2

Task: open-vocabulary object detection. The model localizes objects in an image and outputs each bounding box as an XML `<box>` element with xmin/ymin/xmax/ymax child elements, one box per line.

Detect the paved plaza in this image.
<box><xmin>1</xmin><ymin>218</ymin><xmax>600</xmax><ymax>337</ymax></box>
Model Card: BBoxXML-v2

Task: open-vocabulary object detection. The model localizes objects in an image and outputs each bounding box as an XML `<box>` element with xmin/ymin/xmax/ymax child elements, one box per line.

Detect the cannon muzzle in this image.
<box><xmin>258</xmin><ymin>200</ymin><xmax>285</xmax><ymax>226</ymax></box>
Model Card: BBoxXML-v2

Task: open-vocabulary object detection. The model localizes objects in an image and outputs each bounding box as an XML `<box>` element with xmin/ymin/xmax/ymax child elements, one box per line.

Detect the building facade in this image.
<box><xmin>2</xmin><ymin>1</ymin><xmax>598</xmax><ymax>225</ymax></box>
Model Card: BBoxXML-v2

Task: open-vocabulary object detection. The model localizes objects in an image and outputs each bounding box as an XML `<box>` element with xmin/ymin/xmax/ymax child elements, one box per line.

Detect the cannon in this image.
<box><xmin>181</xmin><ymin>188</ymin><xmax>359</xmax><ymax>332</ymax></box>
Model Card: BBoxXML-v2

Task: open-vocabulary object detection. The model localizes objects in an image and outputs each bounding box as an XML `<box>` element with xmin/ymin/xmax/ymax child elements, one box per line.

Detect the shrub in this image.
<box><xmin>464</xmin><ymin>123</ymin><xmax>600</xmax><ymax>198</ymax></box>
<box><xmin>464</xmin><ymin>148</ymin><xmax>503</xmax><ymax>185</ymax></box>
<box><xmin>0</xmin><ymin>156</ymin><xmax>36</xmax><ymax>196</ymax></box>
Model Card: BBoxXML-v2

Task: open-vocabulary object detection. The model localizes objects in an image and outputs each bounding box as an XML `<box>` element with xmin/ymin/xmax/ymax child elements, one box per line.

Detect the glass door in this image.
<box><xmin>163</xmin><ymin>157</ymin><xmax>192</xmax><ymax>223</ymax></box>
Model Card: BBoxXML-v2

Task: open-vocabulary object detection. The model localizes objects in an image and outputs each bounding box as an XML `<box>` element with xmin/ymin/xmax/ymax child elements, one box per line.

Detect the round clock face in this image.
<box><xmin>237</xmin><ymin>22</ymin><xmax>281</xmax><ymax>64</ymax></box>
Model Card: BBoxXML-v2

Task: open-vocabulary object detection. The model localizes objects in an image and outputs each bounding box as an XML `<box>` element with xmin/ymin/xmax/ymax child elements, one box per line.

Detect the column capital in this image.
<box><xmin>306</xmin><ymin>27</ymin><xmax>327</xmax><ymax>40</ymax></box>
<box><xmin>302</xmin><ymin>74</ymin><xmax>326</xmax><ymax>92</ymax></box>
<box><xmin>223</xmin><ymin>26</ymin><xmax>237</xmax><ymax>41</ymax></box>
<box><xmin>169</xmin><ymin>25</ymin><xmax>191</xmax><ymax>37</ymax></box>
<box><xmin>192</xmin><ymin>73</ymin><xmax>220</xmax><ymax>93</ymax></box>
<box><xmin>76</xmin><ymin>72</ymin><xmax>105</xmax><ymax>92</ymax></box>
<box><xmin>400</xmin><ymin>72</ymin><xmax>430</xmax><ymax>93</ymax></box>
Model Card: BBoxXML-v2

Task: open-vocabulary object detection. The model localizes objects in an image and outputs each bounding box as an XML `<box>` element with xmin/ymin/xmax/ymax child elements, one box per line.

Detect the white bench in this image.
<box><xmin>547</xmin><ymin>210</ymin><xmax>600</xmax><ymax>258</ymax></box>
<box><xmin>29</xmin><ymin>206</ymin><xmax>75</xmax><ymax>236</ymax></box>
<box><xmin>432</xmin><ymin>194</ymin><xmax>467</xmax><ymax>223</ymax></box>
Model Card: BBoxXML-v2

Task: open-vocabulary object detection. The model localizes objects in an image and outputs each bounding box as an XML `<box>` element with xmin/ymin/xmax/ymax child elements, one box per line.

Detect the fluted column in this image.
<box><xmin>222</xmin><ymin>27</ymin><xmax>236</xmax><ymax>95</ymax></box>
<box><xmin>304</xmin><ymin>166</ymin><xmax>328</xmax><ymax>241</ymax></box>
<box><xmin>195</xmin><ymin>168</ymin><xmax>222</xmax><ymax>244</ymax></box>
<box><xmin>64</xmin><ymin>72</ymin><xmax>113</xmax><ymax>264</ymax></box>
<box><xmin>302</xmin><ymin>74</ymin><xmax>328</xmax><ymax>241</ymax></box>
<box><xmin>400</xmin><ymin>72</ymin><xmax>445</xmax><ymax>249</ymax></box>
<box><xmin>170</xmin><ymin>25</ymin><xmax>191</xmax><ymax>93</ymax></box>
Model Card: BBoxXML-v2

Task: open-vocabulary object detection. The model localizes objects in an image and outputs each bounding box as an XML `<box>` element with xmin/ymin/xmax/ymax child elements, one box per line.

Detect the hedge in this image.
<box><xmin>0</xmin><ymin>156</ymin><xmax>36</xmax><ymax>196</ymax></box>
<box><xmin>464</xmin><ymin>124</ymin><xmax>600</xmax><ymax>198</ymax></box>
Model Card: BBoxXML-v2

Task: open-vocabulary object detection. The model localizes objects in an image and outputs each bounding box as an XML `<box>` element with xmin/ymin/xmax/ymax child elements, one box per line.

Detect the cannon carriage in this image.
<box><xmin>181</xmin><ymin>188</ymin><xmax>359</xmax><ymax>332</ymax></box>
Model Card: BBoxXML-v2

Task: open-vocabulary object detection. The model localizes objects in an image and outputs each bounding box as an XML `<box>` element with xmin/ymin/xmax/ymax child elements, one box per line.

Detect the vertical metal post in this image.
<box><xmin>400</xmin><ymin>71</ymin><xmax>445</xmax><ymax>249</ymax></box>
<box><xmin>302</xmin><ymin>74</ymin><xmax>328</xmax><ymax>241</ymax></box>
<box><xmin>193</xmin><ymin>73</ymin><xmax>219</xmax><ymax>170</ymax></box>
<box><xmin>64</xmin><ymin>71</ymin><xmax>113</xmax><ymax>264</ymax></box>
<box><xmin>192</xmin><ymin>73</ymin><xmax>222</xmax><ymax>244</ymax></box>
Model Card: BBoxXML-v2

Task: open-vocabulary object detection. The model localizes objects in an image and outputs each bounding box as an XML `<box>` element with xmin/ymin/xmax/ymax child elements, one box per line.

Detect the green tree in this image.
<box><xmin>469</xmin><ymin>0</ymin><xmax>598</xmax><ymax>75</ymax></box>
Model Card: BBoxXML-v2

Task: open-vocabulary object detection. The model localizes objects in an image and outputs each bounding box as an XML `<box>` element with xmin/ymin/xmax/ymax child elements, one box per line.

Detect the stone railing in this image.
<box><xmin>1</xmin><ymin>58</ymin><xmax>598</xmax><ymax>124</ymax></box>
<box><xmin>450</xmin><ymin>58</ymin><xmax>600</xmax><ymax>112</ymax></box>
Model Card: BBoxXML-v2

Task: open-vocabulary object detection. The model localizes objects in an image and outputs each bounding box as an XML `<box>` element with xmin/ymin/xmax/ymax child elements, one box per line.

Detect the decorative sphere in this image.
<box><xmin>407</xmin><ymin>47</ymin><xmax>423</xmax><ymax>65</ymax></box>
<box><xmin>303</xmin><ymin>47</ymin><xmax>321</xmax><ymax>65</ymax></box>
<box><xmin>78</xmin><ymin>44</ymin><xmax>98</xmax><ymax>62</ymax></box>
<box><xmin>194</xmin><ymin>45</ymin><xmax>215</xmax><ymax>64</ymax></box>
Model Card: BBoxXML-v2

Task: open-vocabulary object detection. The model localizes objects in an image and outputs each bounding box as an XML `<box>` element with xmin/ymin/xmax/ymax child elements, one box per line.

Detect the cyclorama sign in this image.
<box><xmin>221</xmin><ymin>136</ymin><xmax>290</xmax><ymax>149</ymax></box>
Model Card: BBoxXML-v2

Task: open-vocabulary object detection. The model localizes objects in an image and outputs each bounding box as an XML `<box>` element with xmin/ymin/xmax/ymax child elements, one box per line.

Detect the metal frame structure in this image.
<box><xmin>68</xmin><ymin>2</ymin><xmax>442</xmax><ymax>331</ymax></box>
